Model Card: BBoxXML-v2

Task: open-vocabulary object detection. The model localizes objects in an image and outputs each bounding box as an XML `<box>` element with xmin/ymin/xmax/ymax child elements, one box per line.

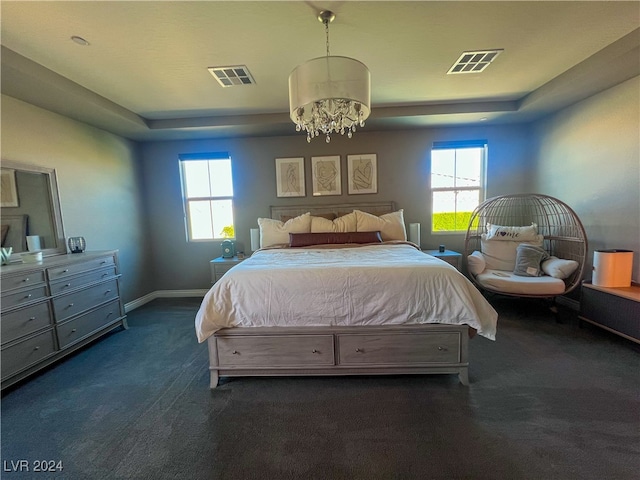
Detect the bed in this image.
<box><xmin>196</xmin><ymin>202</ymin><xmax>498</xmax><ymax>387</ymax></box>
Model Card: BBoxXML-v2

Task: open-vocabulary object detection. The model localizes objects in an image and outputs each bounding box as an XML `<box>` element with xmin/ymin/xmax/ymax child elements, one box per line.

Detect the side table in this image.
<box><xmin>422</xmin><ymin>249</ymin><xmax>462</xmax><ymax>271</ymax></box>
<box><xmin>210</xmin><ymin>256</ymin><xmax>245</xmax><ymax>284</ymax></box>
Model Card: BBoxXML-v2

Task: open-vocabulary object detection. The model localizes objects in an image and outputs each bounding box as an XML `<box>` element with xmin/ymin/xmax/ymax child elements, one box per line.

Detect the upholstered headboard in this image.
<box><xmin>270</xmin><ymin>202</ymin><xmax>396</xmax><ymax>221</ymax></box>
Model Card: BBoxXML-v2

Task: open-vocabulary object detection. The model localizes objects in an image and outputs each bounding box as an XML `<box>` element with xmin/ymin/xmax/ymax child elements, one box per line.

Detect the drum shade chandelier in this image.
<box><xmin>288</xmin><ymin>10</ymin><xmax>371</xmax><ymax>143</ymax></box>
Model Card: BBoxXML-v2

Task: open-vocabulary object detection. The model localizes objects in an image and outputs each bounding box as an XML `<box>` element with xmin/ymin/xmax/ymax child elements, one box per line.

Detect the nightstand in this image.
<box><xmin>210</xmin><ymin>256</ymin><xmax>245</xmax><ymax>284</ymax></box>
<box><xmin>423</xmin><ymin>249</ymin><xmax>462</xmax><ymax>271</ymax></box>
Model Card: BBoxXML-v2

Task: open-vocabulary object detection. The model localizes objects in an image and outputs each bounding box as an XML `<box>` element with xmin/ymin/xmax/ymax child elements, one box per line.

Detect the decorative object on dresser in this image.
<box><xmin>68</xmin><ymin>236</ymin><xmax>86</xmax><ymax>254</ymax></box>
<box><xmin>1</xmin><ymin>251</ymin><xmax>127</xmax><ymax>390</ymax></box>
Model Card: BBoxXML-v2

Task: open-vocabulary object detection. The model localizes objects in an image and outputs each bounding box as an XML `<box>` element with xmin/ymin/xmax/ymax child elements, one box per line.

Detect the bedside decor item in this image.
<box><xmin>592</xmin><ymin>249</ymin><xmax>633</xmax><ymax>288</ymax></box>
<box><xmin>1</xmin><ymin>247</ymin><xmax>12</xmax><ymax>265</ymax></box>
<box><xmin>311</xmin><ymin>156</ymin><xmax>341</xmax><ymax>196</ymax></box>
<box><xmin>21</xmin><ymin>251</ymin><xmax>43</xmax><ymax>263</ymax></box>
<box><xmin>250</xmin><ymin>228</ymin><xmax>260</xmax><ymax>252</ymax></box>
<box><xmin>347</xmin><ymin>154</ymin><xmax>377</xmax><ymax>194</ymax></box>
<box><xmin>288</xmin><ymin>10</ymin><xmax>370</xmax><ymax>143</ymax></box>
<box><xmin>26</xmin><ymin>235</ymin><xmax>41</xmax><ymax>252</ymax></box>
<box><xmin>221</xmin><ymin>240</ymin><xmax>235</xmax><ymax>259</ymax></box>
<box><xmin>275</xmin><ymin>157</ymin><xmax>305</xmax><ymax>197</ymax></box>
<box><xmin>68</xmin><ymin>236</ymin><xmax>86</xmax><ymax>253</ymax></box>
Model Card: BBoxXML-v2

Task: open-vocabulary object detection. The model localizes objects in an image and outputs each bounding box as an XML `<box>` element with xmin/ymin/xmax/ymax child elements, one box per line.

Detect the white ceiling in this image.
<box><xmin>1</xmin><ymin>1</ymin><xmax>639</xmax><ymax>141</ymax></box>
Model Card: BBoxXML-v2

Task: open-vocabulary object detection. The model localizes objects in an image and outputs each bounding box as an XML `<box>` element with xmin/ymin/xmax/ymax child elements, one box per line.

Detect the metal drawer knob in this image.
<box><xmin>33</xmin><ymin>346</ymin><xmax>40</xmax><ymax>351</ymax></box>
<box><xmin>23</xmin><ymin>278</ymin><xmax>29</xmax><ymax>282</ymax></box>
<box><xmin>232</xmin><ymin>350</ymin><xmax>238</xmax><ymax>355</ymax></box>
<box><xmin>355</xmin><ymin>348</ymin><xmax>362</xmax><ymax>352</ymax></box>
<box><xmin>65</xmin><ymin>283</ymin><xmax>72</xmax><ymax>287</ymax></box>
<box><xmin>71</xmin><ymin>329</ymin><xmax>77</xmax><ymax>333</ymax></box>
<box><xmin>68</xmin><ymin>303</ymin><xmax>74</xmax><ymax>307</ymax></box>
<box><xmin>437</xmin><ymin>346</ymin><xmax>447</xmax><ymax>351</ymax></box>
<box><xmin>105</xmin><ymin>289</ymin><xmax>112</xmax><ymax>294</ymax></box>
<box><xmin>63</xmin><ymin>269</ymin><xmax>69</xmax><ymax>273</ymax></box>
<box><xmin>312</xmin><ymin>349</ymin><xmax>318</xmax><ymax>354</ymax></box>
<box><xmin>28</xmin><ymin>317</ymin><xmax>36</xmax><ymax>321</ymax></box>
<box><xmin>24</xmin><ymin>294</ymin><xmax>32</xmax><ymax>299</ymax></box>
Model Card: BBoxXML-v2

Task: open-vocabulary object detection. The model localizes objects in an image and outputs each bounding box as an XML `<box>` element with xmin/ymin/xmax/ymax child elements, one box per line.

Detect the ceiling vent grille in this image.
<box><xmin>447</xmin><ymin>50</ymin><xmax>503</xmax><ymax>74</ymax></box>
<box><xmin>208</xmin><ymin>65</ymin><xmax>256</xmax><ymax>87</ymax></box>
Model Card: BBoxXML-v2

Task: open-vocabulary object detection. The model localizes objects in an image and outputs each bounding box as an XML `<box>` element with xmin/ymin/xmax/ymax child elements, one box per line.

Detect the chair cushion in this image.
<box><xmin>476</xmin><ymin>269</ymin><xmax>565</xmax><ymax>296</ymax></box>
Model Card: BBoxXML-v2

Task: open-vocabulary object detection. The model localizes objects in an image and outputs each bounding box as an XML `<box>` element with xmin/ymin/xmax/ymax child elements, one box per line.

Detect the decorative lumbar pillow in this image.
<box><xmin>481</xmin><ymin>234</ymin><xmax>544</xmax><ymax>271</ymax></box>
<box><xmin>513</xmin><ymin>243</ymin><xmax>550</xmax><ymax>277</ymax></box>
<box><xmin>467</xmin><ymin>251</ymin><xmax>486</xmax><ymax>275</ymax></box>
<box><xmin>311</xmin><ymin>211</ymin><xmax>357</xmax><ymax>233</ymax></box>
<box><xmin>354</xmin><ymin>209</ymin><xmax>407</xmax><ymax>241</ymax></box>
<box><xmin>542</xmin><ymin>256</ymin><xmax>579</xmax><ymax>279</ymax></box>
<box><xmin>258</xmin><ymin>213</ymin><xmax>312</xmax><ymax>248</ymax></box>
<box><xmin>289</xmin><ymin>231</ymin><xmax>382</xmax><ymax>247</ymax></box>
<box><xmin>486</xmin><ymin>223</ymin><xmax>538</xmax><ymax>241</ymax></box>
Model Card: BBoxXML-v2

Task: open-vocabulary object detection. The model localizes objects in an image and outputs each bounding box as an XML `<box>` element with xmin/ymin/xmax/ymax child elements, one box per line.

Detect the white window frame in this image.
<box><xmin>179</xmin><ymin>153</ymin><xmax>235</xmax><ymax>242</ymax></box>
<box><xmin>430</xmin><ymin>141</ymin><xmax>487</xmax><ymax>234</ymax></box>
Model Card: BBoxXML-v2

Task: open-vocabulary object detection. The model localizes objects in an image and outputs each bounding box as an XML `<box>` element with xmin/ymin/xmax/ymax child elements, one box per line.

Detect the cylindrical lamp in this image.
<box><xmin>250</xmin><ymin>228</ymin><xmax>260</xmax><ymax>252</ymax></box>
<box><xmin>408</xmin><ymin>223</ymin><xmax>421</xmax><ymax>248</ymax></box>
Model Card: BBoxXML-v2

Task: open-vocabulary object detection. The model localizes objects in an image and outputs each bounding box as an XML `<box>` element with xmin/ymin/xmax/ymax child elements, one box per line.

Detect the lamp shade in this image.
<box><xmin>289</xmin><ymin>56</ymin><xmax>371</xmax><ymax>123</ymax></box>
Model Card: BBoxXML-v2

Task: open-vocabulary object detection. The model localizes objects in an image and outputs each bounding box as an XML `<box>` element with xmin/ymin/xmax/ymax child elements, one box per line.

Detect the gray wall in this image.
<box><xmin>140</xmin><ymin>124</ymin><xmax>532</xmax><ymax>290</ymax></box>
<box><xmin>531</xmin><ymin>76</ymin><xmax>640</xmax><ymax>283</ymax></box>
<box><xmin>1</xmin><ymin>95</ymin><xmax>152</xmax><ymax>303</ymax></box>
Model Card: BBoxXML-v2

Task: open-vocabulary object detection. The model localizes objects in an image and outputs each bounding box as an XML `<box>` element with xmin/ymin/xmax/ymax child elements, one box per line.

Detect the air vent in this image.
<box><xmin>447</xmin><ymin>50</ymin><xmax>503</xmax><ymax>74</ymax></box>
<box><xmin>208</xmin><ymin>65</ymin><xmax>256</xmax><ymax>87</ymax></box>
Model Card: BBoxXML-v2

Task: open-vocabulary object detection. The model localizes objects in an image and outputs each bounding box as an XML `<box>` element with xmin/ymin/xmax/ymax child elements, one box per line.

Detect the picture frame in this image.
<box><xmin>347</xmin><ymin>154</ymin><xmax>377</xmax><ymax>195</ymax></box>
<box><xmin>275</xmin><ymin>157</ymin><xmax>306</xmax><ymax>197</ymax></box>
<box><xmin>1</xmin><ymin>168</ymin><xmax>19</xmax><ymax>207</ymax></box>
<box><xmin>311</xmin><ymin>156</ymin><xmax>341</xmax><ymax>196</ymax></box>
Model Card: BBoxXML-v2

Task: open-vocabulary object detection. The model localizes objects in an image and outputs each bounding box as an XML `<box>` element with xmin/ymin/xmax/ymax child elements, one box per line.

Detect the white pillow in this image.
<box><xmin>542</xmin><ymin>256</ymin><xmax>579</xmax><ymax>279</ymax></box>
<box><xmin>486</xmin><ymin>223</ymin><xmax>538</xmax><ymax>241</ymax></box>
<box><xmin>311</xmin><ymin>212</ymin><xmax>357</xmax><ymax>233</ymax></box>
<box><xmin>480</xmin><ymin>234</ymin><xmax>544</xmax><ymax>271</ymax></box>
<box><xmin>467</xmin><ymin>251</ymin><xmax>486</xmax><ymax>275</ymax></box>
<box><xmin>354</xmin><ymin>209</ymin><xmax>407</xmax><ymax>241</ymax></box>
<box><xmin>258</xmin><ymin>213</ymin><xmax>312</xmax><ymax>248</ymax></box>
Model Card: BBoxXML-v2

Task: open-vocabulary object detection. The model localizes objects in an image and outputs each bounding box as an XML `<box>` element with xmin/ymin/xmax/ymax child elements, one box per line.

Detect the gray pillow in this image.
<box><xmin>513</xmin><ymin>243</ymin><xmax>549</xmax><ymax>277</ymax></box>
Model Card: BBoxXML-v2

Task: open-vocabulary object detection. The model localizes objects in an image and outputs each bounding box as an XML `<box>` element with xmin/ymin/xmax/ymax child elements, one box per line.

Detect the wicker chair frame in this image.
<box><xmin>464</xmin><ymin>193</ymin><xmax>588</xmax><ymax>298</ymax></box>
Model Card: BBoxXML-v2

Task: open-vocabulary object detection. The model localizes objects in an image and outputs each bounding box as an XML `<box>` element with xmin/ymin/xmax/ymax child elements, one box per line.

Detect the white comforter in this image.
<box><xmin>195</xmin><ymin>243</ymin><xmax>498</xmax><ymax>342</ymax></box>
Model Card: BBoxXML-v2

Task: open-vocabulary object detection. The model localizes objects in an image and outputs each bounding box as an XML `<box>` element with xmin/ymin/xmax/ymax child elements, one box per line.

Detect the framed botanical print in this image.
<box><xmin>347</xmin><ymin>154</ymin><xmax>377</xmax><ymax>194</ymax></box>
<box><xmin>311</xmin><ymin>156</ymin><xmax>341</xmax><ymax>196</ymax></box>
<box><xmin>275</xmin><ymin>157</ymin><xmax>305</xmax><ymax>197</ymax></box>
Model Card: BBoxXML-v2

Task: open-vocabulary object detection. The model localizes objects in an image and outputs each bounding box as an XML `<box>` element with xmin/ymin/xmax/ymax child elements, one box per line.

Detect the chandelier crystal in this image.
<box><xmin>288</xmin><ymin>11</ymin><xmax>371</xmax><ymax>143</ymax></box>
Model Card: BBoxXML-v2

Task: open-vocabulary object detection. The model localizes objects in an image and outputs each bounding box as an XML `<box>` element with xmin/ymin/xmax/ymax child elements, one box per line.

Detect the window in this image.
<box><xmin>430</xmin><ymin>141</ymin><xmax>487</xmax><ymax>233</ymax></box>
<box><xmin>179</xmin><ymin>153</ymin><xmax>234</xmax><ymax>241</ymax></box>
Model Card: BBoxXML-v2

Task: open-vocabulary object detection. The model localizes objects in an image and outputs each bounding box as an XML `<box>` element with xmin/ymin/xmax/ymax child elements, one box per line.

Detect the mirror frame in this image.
<box><xmin>1</xmin><ymin>159</ymin><xmax>66</xmax><ymax>257</ymax></box>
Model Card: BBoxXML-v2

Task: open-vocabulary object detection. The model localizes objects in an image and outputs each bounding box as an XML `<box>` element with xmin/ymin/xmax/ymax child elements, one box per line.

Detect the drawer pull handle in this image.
<box><xmin>65</xmin><ymin>283</ymin><xmax>72</xmax><ymax>287</ymax></box>
<box><xmin>101</xmin><ymin>261</ymin><xmax>107</xmax><ymax>264</ymax></box>
<box><xmin>68</xmin><ymin>303</ymin><xmax>74</xmax><ymax>308</ymax></box>
<box><xmin>355</xmin><ymin>348</ymin><xmax>362</xmax><ymax>352</ymax></box>
<box><xmin>105</xmin><ymin>289</ymin><xmax>112</xmax><ymax>294</ymax></box>
<box><xmin>24</xmin><ymin>294</ymin><xmax>32</xmax><ymax>299</ymax></box>
<box><xmin>34</xmin><ymin>346</ymin><xmax>40</xmax><ymax>351</ymax></box>
<box><xmin>312</xmin><ymin>349</ymin><xmax>318</xmax><ymax>354</ymax></box>
<box><xmin>107</xmin><ymin>312</ymin><xmax>113</xmax><ymax>317</ymax></box>
<box><xmin>102</xmin><ymin>273</ymin><xmax>109</xmax><ymax>277</ymax></box>
<box><xmin>437</xmin><ymin>346</ymin><xmax>447</xmax><ymax>351</ymax></box>
<box><xmin>232</xmin><ymin>350</ymin><xmax>239</xmax><ymax>355</ymax></box>
<box><xmin>29</xmin><ymin>317</ymin><xmax>36</xmax><ymax>321</ymax></box>
<box><xmin>71</xmin><ymin>329</ymin><xmax>77</xmax><ymax>333</ymax></box>
<box><xmin>23</xmin><ymin>278</ymin><xmax>29</xmax><ymax>282</ymax></box>
<box><xmin>62</xmin><ymin>269</ymin><xmax>69</xmax><ymax>273</ymax></box>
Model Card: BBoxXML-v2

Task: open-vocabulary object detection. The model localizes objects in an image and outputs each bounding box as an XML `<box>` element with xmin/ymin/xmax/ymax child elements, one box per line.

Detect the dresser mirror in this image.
<box><xmin>1</xmin><ymin>160</ymin><xmax>66</xmax><ymax>257</ymax></box>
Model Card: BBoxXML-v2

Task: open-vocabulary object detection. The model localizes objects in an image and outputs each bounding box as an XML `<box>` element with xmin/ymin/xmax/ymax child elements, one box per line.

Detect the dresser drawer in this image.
<box><xmin>47</xmin><ymin>255</ymin><xmax>115</xmax><ymax>282</ymax></box>
<box><xmin>1</xmin><ymin>301</ymin><xmax>52</xmax><ymax>345</ymax></box>
<box><xmin>56</xmin><ymin>300</ymin><xmax>122</xmax><ymax>349</ymax></box>
<box><xmin>1</xmin><ymin>269</ymin><xmax>45</xmax><ymax>292</ymax></box>
<box><xmin>1</xmin><ymin>286</ymin><xmax>49</xmax><ymax>312</ymax></box>
<box><xmin>337</xmin><ymin>332</ymin><xmax>460</xmax><ymax>365</ymax></box>
<box><xmin>1</xmin><ymin>330</ymin><xmax>56</xmax><ymax>379</ymax></box>
<box><xmin>49</xmin><ymin>267</ymin><xmax>117</xmax><ymax>295</ymax></box>
<box><xmin>217</xmin><ymin>335</ymin><xmax>334</xmax><ymax>367</ymax></box>
<box><xmin>52</xmin><ymin>279</ymin><xmax>119</xmax><ymax>322</ymax></box>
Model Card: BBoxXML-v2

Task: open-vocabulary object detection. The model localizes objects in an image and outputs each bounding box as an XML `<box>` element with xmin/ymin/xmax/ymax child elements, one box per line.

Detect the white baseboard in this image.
<box><xmin>124</xmin><ymin>289</ymin><xmax>208</xmax><ymax>313</ymax></box>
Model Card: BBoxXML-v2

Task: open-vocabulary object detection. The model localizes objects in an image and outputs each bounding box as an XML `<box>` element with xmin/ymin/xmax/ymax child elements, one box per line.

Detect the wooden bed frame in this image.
<box><xmin>207</xmin><ymin>202</ymin><xmax>471</xmax><ymax>387</ymax></box>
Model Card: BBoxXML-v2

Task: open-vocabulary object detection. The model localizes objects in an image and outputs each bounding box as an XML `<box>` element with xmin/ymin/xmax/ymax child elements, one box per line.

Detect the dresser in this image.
<box><xmin>1</xmin><ymin>251</ymin><xmax>127</xmax><ymax>390</ymax></box>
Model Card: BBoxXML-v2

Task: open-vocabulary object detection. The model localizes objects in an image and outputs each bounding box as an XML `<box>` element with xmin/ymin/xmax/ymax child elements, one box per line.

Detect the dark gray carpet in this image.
<box><xmin>1</xmin><ymin>297</ymin><xmax>638</xmax><ymax>480</ymax></box>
